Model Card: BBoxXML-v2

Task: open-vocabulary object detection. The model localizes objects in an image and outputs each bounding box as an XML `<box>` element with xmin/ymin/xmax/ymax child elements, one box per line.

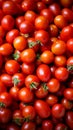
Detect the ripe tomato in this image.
<box><xmin>15</xmin><ymin>16</ymin><xmax>24</xmax><ymax>28</ymax></box>
<box><xmin>67</xmin><ymin>56</ymin><xmax>73</xmax><ymax>74</ymax></box>
<box><xmin>36</xmin><ymin>2</ymin><xmax>46</xmax><ymax>13</ymax></box>
<box><xmin>67</xmin><ymin>38</ymin><xmax>73</xmax><ymax>54</ymax></box>
<box><xmin>61</xmin><ymin>98</ymin><xmax>73</xmax><ymax>110</ymax></box>
<box><xmin>60</xmin><ymin>0</ymin><xmax>72</xmax><ymax>7</ymax></box>
<box><xmin>5</xmin><ymin>60</ymin><xmax>20</xmax><ymax>75</ymax></box>
<box><xmin>6</xmin><ymin>29</ymin><xmax>19</xmax><ymax>44</ymax></box>
<box><xmin>0</xmin><ymin>43</ymin><xmax>13</xmax><ymax>56</ymax></box>
<box><xmin>18</xmin><ymin>87</ymin><xmax>34</xmax><ymax>103</ymax></box>
<box><xmin>0</xmin><ymin>92</ymin><xmax>12</xmax><ymax>107</ymax></box>
<box><xmin>42</xmin><ymin>120</ymin><xmax>53</xmax><ymax>130</ymax></box>
<box><xmin>34</xmin><ymin>100</ymin><xmax>51</xmax><ymax>118</ymax></box>
<box><xmin>55</xmin><ymin>123</ymin><xmax>68</xmax><ymax>130</ymax></box>
<box><xmin>52</xmin><ymin>104</ymin><xmax>65</xmax><ymax>118</ymax></box>
<box><xmin>46</xmin><ymin>95</ymin><xmax>58</xmax><ymax>106</ymax></box>
<box><xmin>22</xmin><ymin>62</ymin><xmax>35</xmax><ymax>75</ymax></box>
<box><xmin>35</xmin><ymin>83</ymin><xmax>48</xmax><ymax>98</ymax></box>
<box><xmin>9</xmin><ymin>86</ymin><xmax>19</xmax><ymax>100</ymax></box>
<box><xmin>66</xmin><ymin>111</ymin><xmax>73</xmax><ymax>129</ymax></box>
<box><xmin>54</xmin><ymin>55</ymin><xmax>66</xmax><ymax>67</ymax></box>
<box><xmin>51</xmin><ymin>40</ymin><xmax>66</xmax><ymax>55</ymax></box>
<box><xmin>21</xmin><ymin>122</ymin><xmax>36</xmax><ymax>130</ymax></box>
<box><xmin>6</xmin><ymin>123</ymin><xmax>20</xmax><ymax>130</ymax></box>
<box><xmin>20</xmin><ymin>48</ymin><xmax>36</xmax><ymax>63</ymax></box>
<box><xmin>35</xmin><ymin>30</ymin><xmax>50</xmax><ymax>45</ymax></box>
<box><xmin>22</xmin><ymin>105</ymin><xmax>36</xmax><ymax>120</ymax></box>
<box><xmin>36</xmin><ymin>64</ymin><xmax>51</xmax><ymax>82</ymax></box>
<box><xmin>0</xmin><ymin>80</ymin><xmax>7</xmax><ymax>93</ymax></box>
<box><xmin>40</xmin><ymin>50</ymin><xmax>54</xmax><ymax>64</ymax></box>
<box><xmin>25</xmin><ymin>75</ymin><xmax>40</xmax><ymax>90</ymax></box>
<box><xmin>55</xmin><ymin>67</ymin><xmax>69</xmax><ymax>81</ymax></box>
<box><xmin>12</xmin><ymin>73</ymin><xmax>25</xmax><ymax>87</ymax></box>
<box><xmin>1</xmin><ymin>15</ymin><xmax>15</xmax><ymax>31</ymax></box>
<box><xmin>47</xmin><ymin>78</ymin><xmax>60</xmax><ymax>93</ymax></box>
<box><xmin>49</xmin><ymin>24</ymin><xmax>58</xmax><ymax>37</ymax></box>
<box><xmin>64</xmin><ymin>88</ymin><xmax>73</xmax><ymax>101</ymax></box>
<box><xmin>0</xmin><ymin>108</ymin><xmax>12</xmax><ymax>123</ymax></box>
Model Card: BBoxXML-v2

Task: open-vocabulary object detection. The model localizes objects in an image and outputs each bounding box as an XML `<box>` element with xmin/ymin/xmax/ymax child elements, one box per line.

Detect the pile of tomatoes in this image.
<box><xmin>0</xmin><ymin>0</ymin><xmax>73</xmax><ymax>130</ymax></box>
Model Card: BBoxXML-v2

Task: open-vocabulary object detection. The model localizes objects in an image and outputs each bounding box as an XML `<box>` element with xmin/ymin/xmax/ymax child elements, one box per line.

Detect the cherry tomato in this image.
<box><xmin>67</xmin><ymin>38</ymin><xmax>73</xmax><ymax>54</ymax></box>
<box><xmin>6</xmin><ymin>123</ymin><xmax>20</xmax><ymax>130</ymax></box>
<box><xmin>55</xmin><ymin>123</ymin><xmax>68</xmax><ymax>130</ymax></box>
<box><xmin>67</xmin><ymin>56</ymin><xmax>73</xmax><ymax>74</ymax></box>
<box><xmin>54</xmin><ymin>55</ymin><xmax>66</xmax><ymax>67</ymax></box>
<box><xmin>46</xmin><ymin>95</ymin><xmax>58</xmax><ymax>106</ymax></box>
<box><xmin>52</xmin><ymin>104</ymin><xmax>65</xmax><ymax>118</ymax></box>
<box><xmin>0</xmin><ymin>80</ymin><xmax>7</xmax><ymax>93</ymax></box>
<box><xmin>64</xmin><ymin>88</ymin><xmax>73</xmax><ymax>101</ymax></box>
<box><xmin>34</xmin><ymin>100</ymin><xmax>51</xmax><ymax>118</ymax></box>
<box><xmin>15</xmin><ymin>16</ymin><xmax>24</xmax><ymax>28</ymax></box>
<box><xmin>55</xmin><ymin>67</ymin><xmax>69</xmax><ymax>81</ymax></box>
<box><xmin>66</xmin><ymin>111</ymin><xmax>73</xmax><ymax>129</ymax></box>
<box><xmin>18</xmin><ymin>87</ymin><xmax>34</xmax><ymax>103</ymax></box>
<box><xmin>60</xmin><ymin>0</ymin><xmax>73</xmax><ymax>7</ymax></box>
<box><xmin>5</xmin><ymin>60</ymin><xmax>20</xmax><ymax>75</ymax></box>
<box><xmin>36</xmin><ymin>64</ymin><xmax>51</xmax><ymax>82</ymax></box>
<box><xmin>9</xmin><ymin>86</ymin><xmax>19</xmax><ymax>100</ymax></box>
<box><xmin>49</xmin><ymin>24</ymin><xmax>58</xmax><ymax>37</ymax></box>
<box><xmin>36</xmin><ymin>2</ymin><xmax>46</xmax><ymax>13</ymax></box>
<box><xmin>21</xmin><ymin>122</ymin><xmax>36</xmax><ymax>130</ymax></box>
<box><xmin>42</xmin><ymin>120</ymin><xmax>53</xmax><ymax>130</ymax></box>
<box><xmin>61</xmin><ymin>98</ymin><xmax>73</xmax><ymax>110</ymax></box>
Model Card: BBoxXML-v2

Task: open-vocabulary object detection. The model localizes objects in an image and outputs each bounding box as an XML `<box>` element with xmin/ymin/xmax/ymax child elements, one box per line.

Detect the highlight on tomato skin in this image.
<box><xmin>0</xmin><ymin>0</ymin><xmax>73</xmax><ymax>129</ymax></box>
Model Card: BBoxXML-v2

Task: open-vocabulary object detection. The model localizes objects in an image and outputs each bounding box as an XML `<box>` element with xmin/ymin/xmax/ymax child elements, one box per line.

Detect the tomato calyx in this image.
<box><xmin>67</xmin><ymin>65</ymin><xmax>73</xmax><ymax>71</ymax></box>
<box><xmin>13</xmin><ymin>78</ymin><xmax>20</xmax><ymax>86</ymax></box>
<box><xmin>36</xmin><ymin>53</ymin><xmax>40</xmax><ymax>59</ymax></box>
<box><xmin>28</xmin><ymin>40</ymin><xmax>40</xmax><ymax>48</ymax></box>
<box><xmin>13</xmin><ymin>52</ymin><xmax>20</xmax><ymax>60</ymax></box>
<box><xmin>0</xmin><ymin>102</ymin><xmax>6</xmax><ymax>108</ymax></box>
<box><xmin>42</xmin><ymin>83</ymin><xmax>48</xmax><ymax>91</ymax></box>
<box><xmin>30</xmin><ymin>82</ymin><xmax>39</xmax><ymax>90</ymax></box>
<box><xmin>23</xmin><ymin>116</ymin><xmax>31</xmax><ymax>122</ymax></box>
<box><xmin>13</xmin><ymin>118</ymin><xmax>22</xmax><ymax>126</ymax></box>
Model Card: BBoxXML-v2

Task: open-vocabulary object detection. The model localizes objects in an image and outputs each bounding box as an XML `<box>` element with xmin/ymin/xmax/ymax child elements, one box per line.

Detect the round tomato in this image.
<box><xmin>66</xmin><ymin>111</ymin><xmax>73</xmax><ymax>129</ymax></box>
<box><xmin>64</xmin><ymin>88</ymin><xmax>73</xmax><ymax>101</ymax></box>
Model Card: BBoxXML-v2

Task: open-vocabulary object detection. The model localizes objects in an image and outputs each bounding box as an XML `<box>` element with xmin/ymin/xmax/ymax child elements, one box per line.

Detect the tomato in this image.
<box><xmin>42</xmin><ymin>120</ymin><xmax>53</xmax><ymax>130</ymax></box>
<box><xmin>68</xmin><ymin>78</ymin><xmax>73</xmax><ymax>88</ymax></box>
<box><xmin>22</xmin><ymin>105</ymin><xmax>36</xmax><ymax>120</ymax></box>
<box><xmin>24</xmin><ymin>11</ymin><xmax>37</xmax><ymax>23</ymax></box>
<box><xmin>35</xmin><ymin>83</ymin><xmax>48</xmax><ymax>98</ymax></box>
<box><xmin>55</xmin><ymin>123</ymin><xmax>68</xmax><ymax>130</ymax></box>
<box><xmin>0</xmin><ymin>25</ymin><xmax>6</xmax><ymax>38</ymax></box>
<box><xmin>64</xmin><ymin>88</ymin><xmax>73</xmax><ymax>101</ymax></box>
<box><xmin>9</xmin><ymin>86</ymin><xmax>19</xmax><ymax>100</ymax></box>
<box><xmin>36</xmin><ymin>64</ymin><xmax>51</xmax><ymax>82</ymax></box>
<box><xmin>22</xmin><ymin>62</ymin><xmax>35</xmax><ymax>75</ymax></box>
<box><xmin>18</xmin><ymin>87</ymin><xmax>34</xmax><ymax>103</ymax></box>
<box><xmin>0</xmin><ymin>80</ymin><xmax>7</xmax><ymax>93</ymax></box>
<box><xmin>0</xmin><ymin>108</ymin><xmax>12</xmax><ymax>123</ymax></box>
<box><xmin>67</xmin><ymin>38</ymin><xmax>73</xmax><ymax>54</ymax></box>
<box><xmin>49</xmin><ymin>3</ymin><xmax>61</xmax><ymax>16</ymax></box>
<box><xmin>21</xmin><ymin>122</ymin><xmax>36</xmax><ymax>130</ymax></box>
<box><xmin>60</xmin><ymin>25</ymin><xmax>73</xmax><ymax>42</ymax></box>
<box><xmin>36</xmin><ymin>2</ymin><xmax>46</xmax><ymax>13</ymax></box>
<box><xmin>5</xmin><ymin>60</ymin><xmax>20</xmax><ymax>75</ymax></box>
<box><xmin>0</xmin><ymin>10</ymin><xmax>4</xmax><ymax>24</ymax></box>
<box><xmin>50</xmin><ymin>65</ymin><xmax>57</xmax><ymax>77</ymax></box>
<box><xmin>19</xmin><ymin>21</ymin><xmax>34</xmax><ymax>34</ymax></box>
<box><xmin>54</xmin><ymin>55</ymin><xmax>66</xmax><ymax>67</ymax></box>
<box><xmin>67</xmin><ymin>56</ymin><xmax>73</xmax><ymax>74</ymax></box>
<box><xmin>6</xmin><ymin>29</ymin><xmax>19</xmax><ymax>44</ymax></box>
<box><xmin>40</xmin><ymin>50</ymin><xmax>54</xmax><ymax>64</ymax></box>
<box><xmin>12</xmin><ymin>73</ymin><xmax>25</xmax><ymax>87</ymax></box>
<box><xmin>13</xmin><ymin>36</ymin><xmax>27</xmax><ymax>51</ymax></box>
<box><xmin>46</xmin><ymin>95</ymin><xmax>58</xmax><ymax>106</ymax></box>
<box><xmin>34</xmin><ymin>100</ymin><xmax>51</xmax><ymax>118</ymax></box>
<box><xmin>1</xmin><ymin>15</ymin><xmax>15</xmax><ymax>31</ymax></box>
<box><xmin>52</xmin><ymin>104</ymin><xmax>65</xmax><ymax>118</ymax></box>
<box><xmin>51</xmin><ymin>40</ymin><xmax>66</xmax><ymax>55</ymax></box>
<box><xmin>55</xmin><ymin>67</ymin><xmax>69</xmax><ymax>81</ymax></box>
<box><xmin>49</xmin><ymin>24</ymin><xmax>58</xmax><ymax>37</ymax></box>
<box><xmin>35</xmin><ymin>115</ymin><xmax>42</xmax><ymax>125</ymax></box>
<box><xmin>13</xmin><ymin>110</ymin><xmax>23</xmax><ymax>126</ymax></box>
<box><xmin>56</xmin><ymin>85</ymin><xmax>65</xmax><ymax>97</ymax></box>
<box><xmin>0</xmin><ymin>43</ymin><xmax>13</xmax><ymax>56</ymax></box>
<box><xmin>42</xmin><ymin>0</ymin><xmax>53</xmax><ymax>4</ymax></box>
<box><xmin>0</xmin><ymin>74</ymin><xmax>13</xmax><ymax>87</ymax></box>
<box><xmin>20</xmin><ymin>48</ymin><xmax>36</xmax><ymax>63</ymax></box>
<box><xmin>47</xmin><ymin>78</ymin><xmax>60</xmax><ymax>93</ymax></box>
<box><xmin>66</xmin><ymin>111</ymin><xmax>73</xmax><ymax>129</ymax></box>
<box><xmin>40</xmin><ymin>9</ymin><xmax>54</xmax><ymax>24</ymax></box>
<box><xmin>62</xmin><ymin>8</ymin><xmax>73</xmax><ymax>23</ymax></box>
<box><xmin>0</xmin><ymin>92</ymin><xmax>13</xmax><ymax>107</ymax></box>
<box><xmin>6</xmin><ymin>123</ymin><xmax>20</xmax><ymax>130</ymax></box>
<box><xmin>19</xmin><ymin>102</ymin><xmax>26</xmax><ymax>111</ymax></box>
<box><xmin>35</xmin><ymin>30</ymin><xmax>50</xmax><ymax>45</ymax></box>
<box><xmin>61</xmin><ymin>98</ymin><xmax>73</xmax><ymax>110</ymax></box>
<box><xmin>60</xmin><ymin>0</ymin><xmax>73</xmax><ymax>7</ymax></box>
<box><xmin>15</xmin><ymin>16</ymin><xmax>24</xmax><ymax>28</ymax></box>
<box><xmin>2</xmin><ymin>1</ymin><xmax>18</xmax><ymax>15</ymax></box>
<box><xmin>35</xmin><ymin>16</ymin><xmax>49</xmax><ymax>30</ymax></box>
<box><xmin>21</xmin><ymin>0</ymin><xmax>36</xmax><ymax>12</ymax></box>
<box><xmin>25</xmin><ymin>75</ymin><xmax>40</xmax><ymax>90</ymax></box>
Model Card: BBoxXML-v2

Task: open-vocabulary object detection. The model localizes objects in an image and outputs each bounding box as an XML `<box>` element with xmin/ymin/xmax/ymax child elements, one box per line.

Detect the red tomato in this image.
<box><xmin>9</xmin><ymin>86</ymin><xmax>19</xmax><ymax>100</ymax></box>
<box><xmin>46</xmin><ymin>95</ymin><xmax>58</xmax><ymax>106</ymax></box>
<box><xmin>21</xmin><ymin>122</ymin><xmax>36</xmax><ymax>130</ymax></box>
<box><xmin>66</xmin><ymin>111</ymin><xmax>73</xmax><ymax>129</ymax></box>
<box><xmin>54</xmin><ymin>55</ymin><xmax>66</xmax><ymax>67</ymax></box>
<box><xmin>64</xmin><ymin>88</ymin><xmax>73</xmax><ymax>101</ymax></box>
<box><xmin>67</xmin><ymin>56</ymin><xmax>73</xmax><ymax>74</ymax></box>
<box><xmin>61</xmin><ymin>98</ymin><xmax>73</xmax><ymax>110</ymax></box>
<box><xmin>67</xmin><ymin>38</ymin><xmax>73</xmax><ymax>54</ymax></box>
<box><xmin>34</xmin><ymin>100</ymin><xmax>51</xmax><ymax>118</ymax></box>
<box><xmin>0</xmin><ymin>80</ymin><xmax>7</xmax><ymax>93</ymax></box>
<box><xmin>42</xmin><ymin>120</ymin><xmax>53</xmax><ymax>130</ymax></box>
<box><xmin>55</xmin><ymin>123</ymin><xmax>68</xmax><ymax>130</ymax></box>
<box><xmin>36</xmin><ymin>64</ymin><xmax>51</xmax><ymax>82</ymax></box>
<box><xmin>6</xmin><ymin>123</ymin><xmax>20</xmax><ymax>130</ymax></box>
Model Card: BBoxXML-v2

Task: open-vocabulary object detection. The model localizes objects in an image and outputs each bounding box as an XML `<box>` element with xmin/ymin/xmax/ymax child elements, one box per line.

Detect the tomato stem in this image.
<box><xmin>13</xmin><ymin>78</ymin><xmax>20</xmax><ymax>86</ymax></box>
<box><xmin>0</xmin><ymin>102</ymin><xmax>6</xmax><ymax>108</ymax></box>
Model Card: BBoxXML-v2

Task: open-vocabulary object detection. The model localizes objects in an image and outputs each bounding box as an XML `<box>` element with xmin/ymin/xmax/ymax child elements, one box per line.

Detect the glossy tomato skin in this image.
<box><xmin>6</xmin><ymin>123</ymin><xmax>20</xmax><ymax>130</ymax></box>
<box><xmin>55</xmin><ymin>123</ymin><xmax>68</xmax><ymax>130</ymax></box>
<box><xmin>64</xmin><ymin>88</ymin><xmax>73</xmax><ymax>101</ymax></box>
<box><xmin>67</xmin><ymin>38</ymin><xmax>73</xmax><ymax>54</ymax></box>
<box><xmin>46</xmin><ymin>95</ymin><xmax>58</xmax><ymax>106</ymax></box>
<box><xmin>9</xmin><ymin>86</ymin><xmax>19</xmax><ymax>101</ymax></box>
<box><xmin>21</xmin><ymin>122</ymin><xmax>36</xmax><ymax>130</ymax></box>
<box><xmin>52</xmin><ymin>104</ymin><xmax>65</xmax><ymax>118</ymax></box>
<box><xmin>5</xmin><ymin>60</ymin><xmax>20</xmax><ymax>75</ymax></box>
<box><xmin>34</xmin><ymin>100</ymin><xmax>51</xmax><ymax>118</ymax></box>
<box><xmin>42</xmin><ymin>120</ymin><xmax>53</xmax><ymax>130</ymax></box>
<box><xmin>18</xmin><ymin>87</ymin><xmax>34</xmax><ymax>103</ymax></box>
<box><xmin>36</xmin><ymin>64</ymin><xmax>51</xmax><ymax>82</ymax></box>
<box><xmin>0</xmin><ymin>80</ymin><xmax>7</xmax><ymax>93</ymax></box>
<box><xmin>55</xmin><ymin>67</ymin><xmax>69</xmax><ymax>81</ymax></box>
<box><xmin>66</xmin><ymin>111</ymin><xmax>73</xmax><ymax>129</ymax></box>
<box><xmin>54</xmin><ymin>55</ymin><xmax>66</xmax><ymax>67</ymax></box>
<box><xmin>61</xmin><ymin>98</ymin><xmax>73</xmax><ymax>110</ymax></box>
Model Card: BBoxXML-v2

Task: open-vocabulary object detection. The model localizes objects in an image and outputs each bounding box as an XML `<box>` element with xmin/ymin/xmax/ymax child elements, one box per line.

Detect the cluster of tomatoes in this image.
<box><xmin>0</xmin><ymin>0</ymin><xmax>73</xmax><ymax>130</ymax></box>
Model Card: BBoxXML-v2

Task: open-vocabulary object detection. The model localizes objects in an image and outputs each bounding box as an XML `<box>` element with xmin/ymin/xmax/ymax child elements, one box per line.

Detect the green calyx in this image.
<box><xmin>67</xmin><ymin>65</ymin><xmax>73</xmax><ymax>71</ymax></box>
<box><xmin>13</xmin><ymin>118</ymin><xmax>22</xmax><ymax>126</ymax></box>
<box><xmin>13</xmin><ymin>52</ymin><xmax>20</xmax><ymax>60</ymax></box>
<box><xmin>0</xmin><ymin>102</ymin><xmax>6</xmax><ymax>108</ymax></box>
<box><xmin>42</xmin><ymin>83</ymin><xmax>48</xmax><ymax>91</ymax></box>
<box><xmin>30</xmin><ymin>82</ymin><xmax>38</xmax><ymax>90</ymax></box>
<box><xmin>13</xmin><ymin>78</ymin><xmax>20</xmax><ymax>86</ymax></box>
